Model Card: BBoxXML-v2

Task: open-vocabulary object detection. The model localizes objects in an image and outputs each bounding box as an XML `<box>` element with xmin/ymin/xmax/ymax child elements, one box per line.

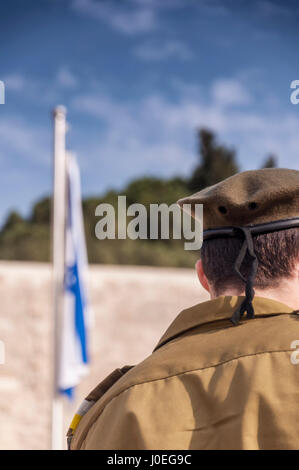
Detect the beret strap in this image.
<box><xmin>231</xmin><ymin>227</ymin><xmax>259</xmax><ymax>326</ymax></box>
<box><xmin>202</xmin><ymin>217</ymin><xmax>299</xmax><ymax>326</ymax></box>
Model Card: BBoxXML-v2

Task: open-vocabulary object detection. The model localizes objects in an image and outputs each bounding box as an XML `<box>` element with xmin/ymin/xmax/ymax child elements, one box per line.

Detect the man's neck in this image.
<box><xmin>212</xmin><ymin>279</ymin><xmax>299</xmax><ymax>310</ymax></box>
<box><xmin>253</xmin><ymin>286</ymin><xmax>298</xmax><ymax>310</ymax></box>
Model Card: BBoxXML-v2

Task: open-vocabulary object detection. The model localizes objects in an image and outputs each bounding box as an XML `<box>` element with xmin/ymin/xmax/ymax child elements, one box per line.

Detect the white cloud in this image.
<box><xmin>1</xmin><ymin>73</ymin><xmax>60</xmax><ymax>104</ymax></box>
<box><xmin>134</xmin><ymin>40</ymin><xmax>193</xmax><ymax>61</ymax></box>
<box><xmin>71</xmin><ymin>79</ymin><xmax>299</xmax><ymax>183</ymax></box>
<box><xmin>0</xmin><ymin>117</ymin><xmax>50</xmax><ymax>167</ymax></box>
<box><xmin>3</xmin><ymin>74</ymin><xmax>26</xmax><ymax>92</ymax></box>
<box><xmin>71</xmin><ymin>0</ymin><xmax>299</xmax><ymax>39</ymax></box>
<box><xmin>211</xmin><ymin>78</ymin><xmax>252</xmax><ymax>106</ymax></box>
<box><xmin>57</xmin><ymin>67</ymin><xmax>78</xmax><ymax>88</ymax></box>
<box><xmin>72</xmin><ymin>0</ymin><xmax>157</xmax><ymax>34</ymax></box>
<box><xmin>71</xmin><ymin>0</ymin><xmax>192</xmax><ymax>35</ymax></box>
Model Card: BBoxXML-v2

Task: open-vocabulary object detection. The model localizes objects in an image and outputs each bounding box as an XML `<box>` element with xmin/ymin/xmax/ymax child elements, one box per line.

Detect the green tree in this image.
<box><xmin>2</xmin><ymin>211</ymin><xmax>24</xmax><ymax>230</ymax></box>
<box><xmin>188</xmin><ymin>129</ymin><xmax>239</xmax><ymax>192</ymax></box>
<box><xmin>30</xmin><ymin>197</ymin><xmax>51</xmax><ymax>224</ymax></box>
<box><xmin>0</xmin><ymin>209</ymin><xmax>50</xmax><ymax>261</ymax></box>
<box><xmin>261</xmin><ymin>154</ymin><xmax>277</xmax><ymax>168</ymax></box>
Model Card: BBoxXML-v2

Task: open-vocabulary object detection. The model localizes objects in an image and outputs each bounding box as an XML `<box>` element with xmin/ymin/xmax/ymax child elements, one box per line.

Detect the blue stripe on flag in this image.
<box><xmin>65</xmin><ymin>261</ymin><xmax>88</xmax><ymax>364</ymax></box>
<box><xmin>59</xmin><ymin>386</ymin><xmax>74</xmax><ymax>399</ymax></box>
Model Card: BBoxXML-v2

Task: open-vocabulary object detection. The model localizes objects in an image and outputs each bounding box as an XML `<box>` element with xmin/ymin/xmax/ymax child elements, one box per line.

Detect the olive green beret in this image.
<box><xmin>177</xmin><ymin>168</ymin><xmax>299</xmax><ymax>231</ymax></box>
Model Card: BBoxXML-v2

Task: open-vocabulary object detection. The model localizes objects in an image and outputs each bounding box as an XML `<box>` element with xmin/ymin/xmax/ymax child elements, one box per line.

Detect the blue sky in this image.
<box><xmin>0</xmin><ymin>0</ymin><xmax>298</xmax><ymax>224</ymax></box>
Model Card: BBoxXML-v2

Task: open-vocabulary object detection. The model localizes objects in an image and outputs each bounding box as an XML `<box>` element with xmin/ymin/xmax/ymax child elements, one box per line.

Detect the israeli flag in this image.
<box><xmin>58</xmin><ymin>153</ymin><xmax>90</xmax><ymax>398</ymax></box>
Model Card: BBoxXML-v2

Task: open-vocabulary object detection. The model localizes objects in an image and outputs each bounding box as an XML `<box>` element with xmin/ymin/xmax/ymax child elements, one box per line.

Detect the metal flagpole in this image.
<box><xmin>51</xmin><ymin>105</ymin><xmax>67</xmax><ymax>450</ymax></box>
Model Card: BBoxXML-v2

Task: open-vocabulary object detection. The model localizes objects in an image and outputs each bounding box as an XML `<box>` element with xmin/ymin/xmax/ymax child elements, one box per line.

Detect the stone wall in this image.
<box><xmin>0</xmin><ymin>261</ymin><xmax>208</xmax><ymax>449</ymax></box>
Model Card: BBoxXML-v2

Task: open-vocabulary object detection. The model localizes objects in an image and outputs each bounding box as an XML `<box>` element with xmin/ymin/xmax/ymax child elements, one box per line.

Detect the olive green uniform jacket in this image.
<box><xmin>70</xmin><ymin>296</ymin><xmax>299</xmax><ymax>450</ymax></box>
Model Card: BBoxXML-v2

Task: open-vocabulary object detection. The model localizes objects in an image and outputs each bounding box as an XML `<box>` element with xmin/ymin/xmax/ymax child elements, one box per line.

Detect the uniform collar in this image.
<box><xmin>154</xmin><ymin>296</ymin><xmax>295</xmax><ymax>352</ymax></box>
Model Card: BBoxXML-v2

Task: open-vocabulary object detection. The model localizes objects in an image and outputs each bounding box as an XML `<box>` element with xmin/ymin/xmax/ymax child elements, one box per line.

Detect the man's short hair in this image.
<box><xmin>201</xmin><ymin>228</ymin><xmax>299</xmax><ymax>295</ymax></box>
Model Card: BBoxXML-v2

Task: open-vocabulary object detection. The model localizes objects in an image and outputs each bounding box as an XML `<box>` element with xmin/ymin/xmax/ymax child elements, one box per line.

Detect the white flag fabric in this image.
<box><xmin>58</xmin><ymin>154</ymin><xmax>90</xmax><ymax>398</ymax></box>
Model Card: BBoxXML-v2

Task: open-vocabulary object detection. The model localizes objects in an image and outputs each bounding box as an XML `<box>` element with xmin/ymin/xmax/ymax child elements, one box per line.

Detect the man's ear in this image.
<box><xmin>196</xmin><ymin>259</ymin><xmax>211</xmax><ymax>293</ymax></box>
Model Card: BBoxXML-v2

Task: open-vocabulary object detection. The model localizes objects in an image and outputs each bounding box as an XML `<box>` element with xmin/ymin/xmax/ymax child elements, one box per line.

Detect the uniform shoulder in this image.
<box><xmin>83</xmin><ymin>309</ymin><xmax>299</xmax><ymax>409</ymax></box>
